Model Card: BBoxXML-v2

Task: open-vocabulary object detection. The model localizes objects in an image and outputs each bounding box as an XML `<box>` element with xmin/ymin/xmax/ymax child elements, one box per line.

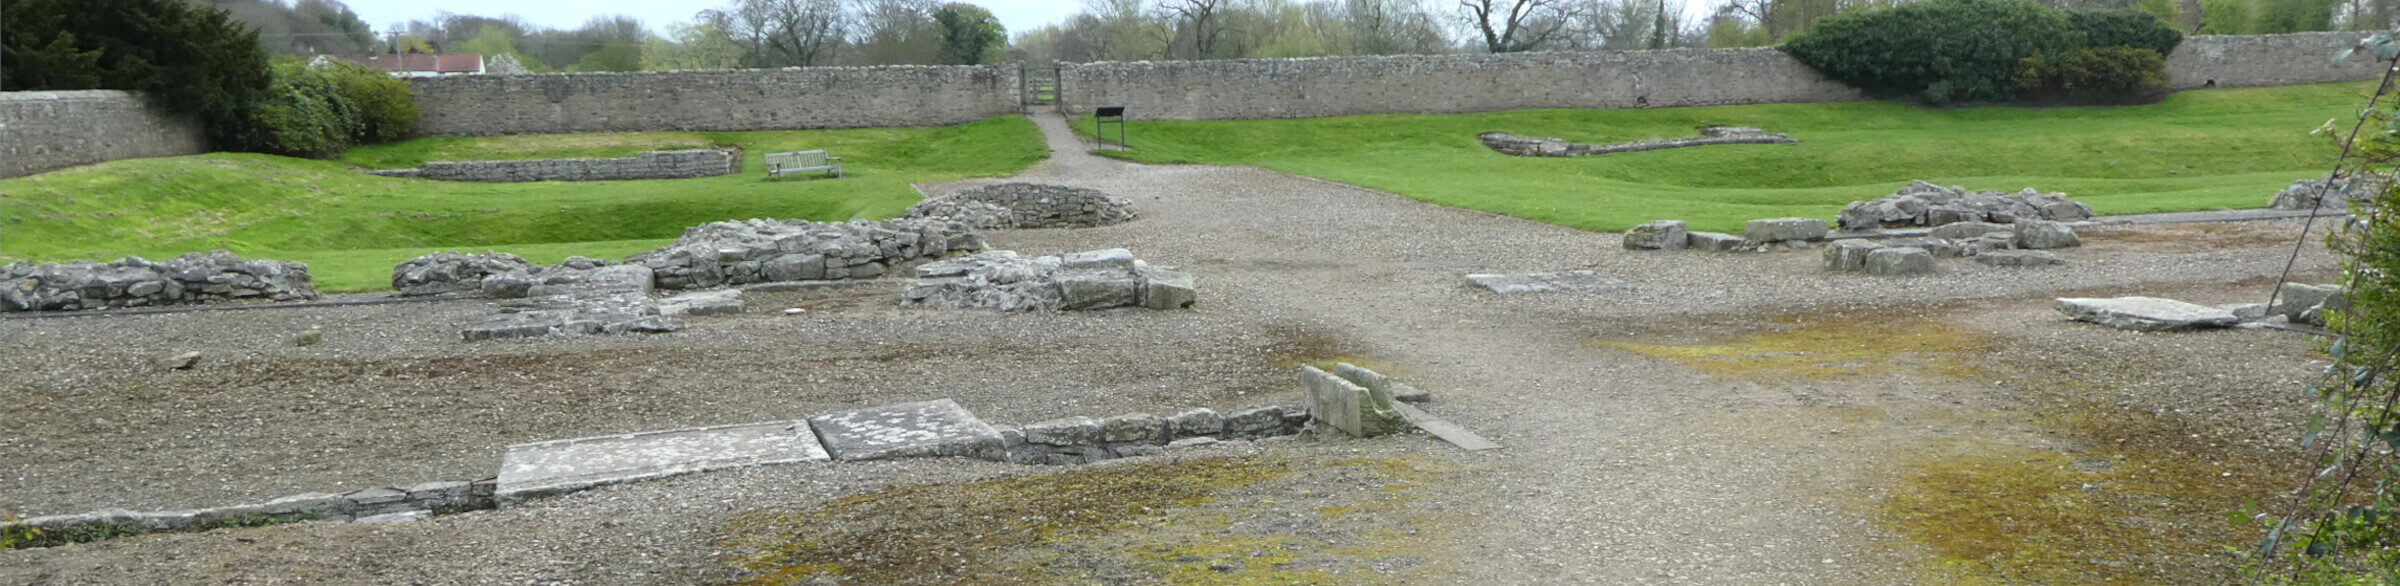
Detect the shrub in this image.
<box><xmin>2071</xmin><ymin>10</ymin><xmax>2183</xmax><ymax>57</ymax></box>
<box><xmin>2013</xmin><ymin>47</ymin><xmax>2170</xmax><ymax>104</ymax></box>
<box><xmin>325</xmin><ymin>62</ymin><xmax>418</xmax><ymax>143</ymax></box>
<box><xmin>1781</xmin><ymin>0</ymin><xmax>2085</xmax><ymax>105</ymax></box>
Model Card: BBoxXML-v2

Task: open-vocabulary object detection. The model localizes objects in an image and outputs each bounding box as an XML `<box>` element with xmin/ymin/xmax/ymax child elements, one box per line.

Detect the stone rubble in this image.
<box><xmin>1</xmin><ymin>250</ymin><xmax>319</xmax><ymax>312</ymax></box>
<box><xmin>904</xmin><ymin>182</ymin><xmax>1137</xmax><ymax>229</ymax></box>
<box><xmin>902</xmin><ymin>248</ymin><xmax>1197</xmax><ymax>312</ymax></box>
<box><xmin>997</xmin><ymin>406</ymin><xmax>1309</xmax><ymax>466</ymax></box>
<box><xmin>1478</xmin><ymin>126</ymin><xmax>1797</xmax><ymax>157</ymax></box>
<box><xmin>1837</xmin><ymin>180</ymin><xmax>2094</xmax><ymax>231</ymax></box>
<box><xmin>628</xmin><ymin>217</ymin><xmax>986</xmax><ymax>291</ymax></box>
<box><xmin>391</xmin><ymin>252</ymin><xmax>535</xmax><ymax>297</ymax></box>
<box><xmin>2269</xmin><ymin>173</ymin><xmax>2384</xmax><ymax>211</ymax></box>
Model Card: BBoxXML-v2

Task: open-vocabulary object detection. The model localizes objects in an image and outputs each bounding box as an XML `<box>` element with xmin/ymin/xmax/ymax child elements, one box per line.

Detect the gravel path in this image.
<box><xmin>0</xmin><ymin>110</ymin><xmax>2342</xmax><ymax>584</ymax></box>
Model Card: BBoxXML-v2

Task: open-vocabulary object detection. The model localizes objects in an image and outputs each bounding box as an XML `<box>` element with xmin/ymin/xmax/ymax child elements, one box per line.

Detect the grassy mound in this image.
<box><xmin>1079</xmin><ymin>83</ymin><xmax>2363</xmax><ymax>233</ymax></box>
<box><xmin>0</xmin><ymin>116</ymin><xmax>1046</xmax><ymax>292</ymax></box>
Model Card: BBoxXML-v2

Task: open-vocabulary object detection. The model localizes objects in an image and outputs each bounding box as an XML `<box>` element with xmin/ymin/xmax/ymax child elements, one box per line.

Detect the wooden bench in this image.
<box><xmin>764</xmin><ymin>149</ymin><xmax>841</xmax><ymax>179</ymax></box>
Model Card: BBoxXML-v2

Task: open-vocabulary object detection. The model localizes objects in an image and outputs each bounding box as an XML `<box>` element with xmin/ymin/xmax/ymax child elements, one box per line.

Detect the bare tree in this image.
<box><xmin>848</xmin><ymin>0</ymin><xmax>940</xmax><ymax>65</ymax></box>
<box><xmin>703</xmin><ymin>0</ymin><xmax>848</xmax><ymax>67</ymax></box>
<box><xmin>1459</xmin><ymin>0</ymin><xmax>1580</xmax><ymax>52</ymax></box>
<box><xmin>1160</xmin><ymin>0</ymin><xmax>1234</xmax><ymax>59</ymax></box>
<box><xmin>1346</xmin><ymin>0</ymin><xmax>1450</xmax><ymax>55</ymax></box>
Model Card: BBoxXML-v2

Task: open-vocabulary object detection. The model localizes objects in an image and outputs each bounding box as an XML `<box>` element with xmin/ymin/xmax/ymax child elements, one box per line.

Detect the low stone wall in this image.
<box><xmin>5</xmin><ymin>478</ymin><xmax>496</xmax><ymax>541</ymax></box>
<box><xmin>368</xmin><ymin>148</ymin><xmax>740</xmax><ymax>182</ymax></box>
<box><xmin>997</xmin><ymin>406</ymin><xmax>1307</xmax><ymax>466</ymax></box>
<box><xmin>1</xmin><ymin>90</ymin><xmax>209</xmax><ymax>179</ymax></box>
<box><xmin>903</xmin><ymin>248</ymin><xmax>1198</xmax><ymax>312</ymax></box>
<box><xmin>1</xmin><ymin>251</ymin><xmax>319</xmax><ymax>313</ymax></box>
<box><xmin>408</xmin><ymin>66</ymin><xmax>1024</xmax><ymax>136</ymax></box>
<box><xmin>1478</xmin><ymin>126</ymin><xmax>1796</xmax><ymax>157</ymax></box>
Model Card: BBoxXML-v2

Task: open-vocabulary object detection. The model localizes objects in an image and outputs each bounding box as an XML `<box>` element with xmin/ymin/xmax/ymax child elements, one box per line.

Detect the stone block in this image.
<box><xmin>2055</xmin><ymin>297</ymin><xmax>2241</xmax><ymax>331</ymax></box>
<box><xmin>1059</xmin><ymin>248</ymin><xmax>1137</xmax><ymax>270</ymax></box>
<box><xmin>1687</xmin><ymin>231</ymin><xmax>1747</xmax><ymax>251</ymax></box>
<box><xmin>1881</xmin><ymin>237</ymin><xmax>1964</xmax><ymax>258</ymax></box>
<box><xmin>808</xmin><ymin>399</ymin><xmax>1004</xmax><ymax>462</ymax></box>
<box><xmin>1301</xmin><ymin>365</ymin><xmax>1407</xmax><ymax>438</ymax></box>
<box><xmin>1022</xmin><ymin>416</ymin><xmax>1102</xmax><ymax>446</ymax></box>
<box><xmin>1224</xmin><ymin>406</ymin><xmax>1288</xmax><ymax>438</ymax></box>
<box><xmin>763</xmin><ymin>254</ymin><xmax>827</xmax><ymax>282</ymax></box>
<box><xmin>1166</xmin><ymin>409</ymin><xmax>1225</xmax><ymax>438</ymax></box>
<box><xmin>1137</xmin><ymin>268</ymin><xmax>1198</xmax><ymax>310</ymax></box>
<box><xmin>1623</xmin><ymin>220</ymin><xmax>1689</xmax><ymax>250</ymax></box>
<box><xmin>1743</xmin><ymin>218</ymin><xmax>1830</xmax><ymax>243</ymax></box>
<box><xmin>1864</xmin><ymin>247</ymin><xmax>1937</xmax><ymax>276</ymax></box>
<box><xmin>1057</xmin><ymin>273</ymin><xmax>1139</xmax><ymax>310</ymax></box>
<box><xmin>2011</xmin><ymin>219</ymin><xmax>2081</xmax><ymax>249</ymax></box>
<box><xmin>2275</xmin><ymin>283</ymin><xmax>2344</xmax><ymax>323</ymax></box>
<box><xmin>661</xmin><ymin>289</ymin><xmax>745</xmax><ymax>317</ymax></box>
<box><xmin>1821</xmin><ymin>239</ymin><xmax>1884</xmax><ymax>272</ymax></box>
<box><xmin>1101</xmin><ymin>413</ymin><xmax>1167</xmax><ymax>444</ymax></box>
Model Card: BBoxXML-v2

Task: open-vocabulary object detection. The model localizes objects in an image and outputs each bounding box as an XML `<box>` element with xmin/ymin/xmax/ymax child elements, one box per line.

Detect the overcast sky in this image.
<box><xmin>343</xmin><ymin>0</ymin><xmax>1087</xmax><ymax>37</ymax></box>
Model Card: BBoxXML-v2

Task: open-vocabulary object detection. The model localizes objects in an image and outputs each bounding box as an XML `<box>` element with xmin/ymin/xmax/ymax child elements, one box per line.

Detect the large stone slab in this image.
<box><xmin>1391</xmin><ymin>403</ymin><xmax>1501</xmax><ymax>452</ymax></box>
<box><xmin>496</xmin><ymin>420</ymin><xmax>828</xmax><ymax>502</ymax></box>
<box><xmin>1465</xmin><ymin>271</ymin><xmax>1628</xmax><ymax>294</ymax></box>
<box><xmin>808</xmin><ymin>399</ymin><xmax>1005</xmax><ymax>461</ymax></box>
<box><xmin>2054</xmin><ymin>297</ymin><xmax>2241</xmax><ymax>331</ymax></box>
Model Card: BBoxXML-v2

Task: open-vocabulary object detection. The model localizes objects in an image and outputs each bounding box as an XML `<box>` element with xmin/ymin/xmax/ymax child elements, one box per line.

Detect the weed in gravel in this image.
<box><xmin>715</xmin><ymin>457</ymin><xmax>1289</xmax><ymax>585</ymax></box>
<box><xmin>1597</xmin><ymin>314</ymin><xmax>1988</xmax><ymax>380</ymax></box>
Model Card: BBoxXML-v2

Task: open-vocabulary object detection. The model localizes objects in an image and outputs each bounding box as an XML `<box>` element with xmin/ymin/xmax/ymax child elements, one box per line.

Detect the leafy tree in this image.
<box><xmin>934</xmin><ymin>3</ymin><xmax>1007</xmax><ymax>64</ymax></box>
<box><xmin>2072</xmin><ymin>9</ymin><xmax>2182</xmax><ymax>55</ymax></box>
<box><xmin>0</xmin><ymin>0</ymin><xmax>272</xmax><ymax>150</ymax></box>
<box><xmin>643</xmin><ymin>22</ymin><xmax>746</xmax><ymax>70</ymax></box>
<box><xmin>573</xmin><ymin>42</ymin><xmax>647</xmax><ymax>72</ymax></box>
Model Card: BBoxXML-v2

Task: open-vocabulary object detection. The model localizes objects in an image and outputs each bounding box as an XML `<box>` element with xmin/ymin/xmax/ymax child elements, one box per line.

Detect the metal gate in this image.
<box><xmin>1021</xmin><ymin>65</ymin><xmax>1060</xmax><ymax>107</ymax></box>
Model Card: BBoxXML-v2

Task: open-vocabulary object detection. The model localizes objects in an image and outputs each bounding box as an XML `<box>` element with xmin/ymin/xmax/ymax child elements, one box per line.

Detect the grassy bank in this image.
<box><xmin>1079</xmin><ymin>83</ymin><xmax>2364</xmax><ymax>233</ymax></box>
<box><xmin>0</xmin><ymin>116</ymin><xmax>1047</xmax><ymax>291</ymax></box>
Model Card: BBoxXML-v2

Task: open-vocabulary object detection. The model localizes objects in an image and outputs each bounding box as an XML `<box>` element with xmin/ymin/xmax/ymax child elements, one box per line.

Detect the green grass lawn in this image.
<box><xmin>1077</xmin><ymin>82</ymin><xmax>2369</xmax><ymax>233</ymax></box>
<box><xmin>0</xmin><ymin>116</ymin><xmax>1047</xmax><ymax>292</ymax></box>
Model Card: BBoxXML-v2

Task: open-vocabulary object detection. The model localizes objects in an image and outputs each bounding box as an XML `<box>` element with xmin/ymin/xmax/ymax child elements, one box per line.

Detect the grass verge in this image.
<box><xmin>1078</xmin><ymin>83</ymin><xmax>2364</xmax><ymax>233</ymax></box>
<box><xmin>0</xmin><ymin>117</ymin><xmax>1047</xmax><ymax>291</ymax></box>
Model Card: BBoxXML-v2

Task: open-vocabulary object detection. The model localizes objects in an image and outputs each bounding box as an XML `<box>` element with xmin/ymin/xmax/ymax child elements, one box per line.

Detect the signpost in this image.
<box><xmin>1096</xmin><ymin>106</ymin><xmax>1127</xmax><ymax>150</ymax></box>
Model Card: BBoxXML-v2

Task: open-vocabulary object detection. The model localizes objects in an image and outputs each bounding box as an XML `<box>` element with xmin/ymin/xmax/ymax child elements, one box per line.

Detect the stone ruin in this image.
<box><xmin>628</xmin><ymin>217</ymin><xmax>985</xmax><ymax>290</ymax></box>
<box><xmin>902</xmin><ymin>248</ymin><xmax>1196</xmax><ymax>312</ymax></box>
<box><xmin>2269</xmin><ymin>173</ymin><xmax>2385</xmax><ymax>211</ymax></box>
<box><xmin>903</xmin><ymin>182</ymin><xmax>1137</xmax><ymax>229</ymax></box>
<box><xmin>1837</xmin><ymin>181</ymin><xmax>2094</xmax><ymax>232</ymax></box>
<box><xmin>1478</xmin><ymin>126</ymin><xmax>1797</xmax><ymax>158</ymax></box>
<box><xmin>2</xmin><ymin>250</ymin><xmax>319</xmax><ymax>312</ymax></box>
<box><xmin>1625</xmin><ymin>217</ymin><xmax>1830</xmax><ymax>253</ymax></box>
<box><xmin>999</xmin><ymin>406</ymin><xmax>1308</xmax><ymax>466</ymax></box>
<box><xmin>1625</xmin><ymin>215</ymin><xmax>2081</xmax><ymax>276</ymax></box>
<box><xmin>392</xmin><ymin>251</ymin><xmax>537</xmax><ymax>297</ymax></box>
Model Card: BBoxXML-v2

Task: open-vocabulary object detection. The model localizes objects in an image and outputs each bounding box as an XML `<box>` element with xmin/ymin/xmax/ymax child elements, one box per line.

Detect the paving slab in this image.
<box><xmin>1392</xmin><ymin>403</ymin><xmax>1502</xmax><ymax>451</ymax></box>
<box><xmin>2054</xmin><ymin>296</ymin><xmax>2242</xmax><ymax>331</ymax></box>
<box><xmin>808</xmin><ymin>399</ymin><xmax>1005</xmax><ymax>461</ymax></box>
<box><xmin>1465</xmin><ymin>271</ymin><xmax>1628</xmax><ymax>294</ymax></box>
<box><xmin>497</xmin><ymin>420</ymin><xmax>828</xmax><ymax>502</ymax></box>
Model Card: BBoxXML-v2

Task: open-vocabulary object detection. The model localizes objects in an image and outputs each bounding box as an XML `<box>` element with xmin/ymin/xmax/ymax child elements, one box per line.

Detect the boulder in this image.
<box><xmin>1744</xmin><ymin>218</ymin><xmax>1830</xmax><ymax>243</ymax></box>
<box><xmin>1624</xmin><ymin>220</ymin><xmax>1689</xmax><ymax>250</ymax></box>
<box><xmin>1864</xmin><ymin>247</ymin><xmax>1937</xmax><ymax>276</ymax></box>
<box><xmin>2274</xmin><ymin>283</ymin><xmax>2345</xmax><ymax>325</ymax></box>
<box><xmin>2011</xmin><ymin>220</ymin><xmax>2081</xmax><ymax>250</ymax></box>
<box><xmin>2269</xmin><ymin>173</ymin><xmax>2383</xmax><ymax>211</ymax></box>
<box><xmin>2054</xmin><ymin>297</ymin><xmax>2241</xmax><ymax>331</ymax></box>
<box><xmin>1881</xmin><ymin>237</ymin><xmax>1965</xmax><ymax>258</ymax></box>
<box><xmin>1822</xmin><ymin>239</ymin><xmax>1884</xmax><ymax>272</ymax></box>
<box><xmin>1687</xmin><ymin>231</ymin><xmax>1746</xmax><ymax>252</ymax></box>
<box><xmin>1838</xmin><ymin>181</ymin><xmax>2094</xmax><ymax>230</ymax></box>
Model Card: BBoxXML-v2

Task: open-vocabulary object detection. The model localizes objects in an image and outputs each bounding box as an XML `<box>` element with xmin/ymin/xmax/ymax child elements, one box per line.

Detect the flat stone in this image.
<box><xmin>1167</xmin><ymin>436</ymin><xmax>1220</xmax><ymax>449</ymax></box>
<box><xmin>660</xmin><ymin>289</ymin><xmax>744</xmax><ymax>317</ymax></box>
<box><xmin>1972</xmin><ymin>250</ymin><xmax>2065</xmax><ymax>266</ymax></box>
<box><xmin>1881</xmin><ymin>237</ymin><xmax>1964</xmax><ymax>258</ymax></box>
<box><xmin>354</xmin><ymin>510</ymin><xmax>429</xmax><ymax>525</ymax></box>
<box><xmin>1022</xmin><ymin>416</ymin><xmax>1102</xmax><ymax>446</ymax></box>
<box><xmin>1465</xmin><ymin>271</ymin><xmax>1628</xmax><ymax>294</ymax></box>
<box><xmin>2054</xmin><ymin>297</ymin><xmax>2242</xmax><ymax>331</ymax></box>
<box><xmin>1058</xmin><ymin>248</ymin><xmax>1136</xmax><ymax>270</ymax></box>
<box><xmin>1687</xmin><ymin>231</ymin><xmax>1746</xmax><ymax>252</ymax></box>
<box><xmin>1100</xmin><ymin>413</ymin><xmax>1166</xmax><ymax>444</ymax></box>
<box><xmin>2219</xmin><ymin>302</ymin><xmax>2269</xmax><ymax>321</ymax></box>
<box><xmin>1623</xmin><ymin>220</ymin><xmax>1689</xmax><ymax>250</ymax></box>
<box><xmin>1928</xmin><ymin>221</ymin><xmax>2009</xmax><ymax>241</ymax></box>
<box><xmin>497</xmin><ymin>420</ymin><xmax>829</xmax><ymax>502</ymax></box>
<box><xmin>160</xmin><ymin>351</ymin><xmax>202</xmax><ymax>370</ymax></box>
<box><xmin>1743</xmin><ymin>218</ymin><xmax>1829</xmax><ymax>243</ymax></box>
<box><xmin>1137</xmin><ymin>267</ymin><xmax>1197</xmax><ymax>310</ymax></box>
<box><xmin>808</xmin><ymin>399</ymin><xmax>1004</xmax><ymax>461</ymax></box>
<box><xmin>1056</xmin><ymin>273</ymin><xmax>1139</xmax><ymax>310</ymax></box>
<box><xmin>1391</xmin><ymin>403</ymin><xmax>1501</xmax><ymax>452</ymax></box>
<box><xmin>1166</xmin><ymin>408</ymin><xmax>1225</xmax><ymax>438</ymax></box>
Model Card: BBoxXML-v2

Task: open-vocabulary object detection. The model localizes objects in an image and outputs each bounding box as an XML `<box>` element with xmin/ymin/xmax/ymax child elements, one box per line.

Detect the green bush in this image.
<box><xmin>325</xmin><ymin>62</ymin><xmax>418</xmax><ymax>143</ymax></box>
<box><xmin>1781</xmin><ymin>0</ymin><xmax>2086</xmax><ymax>105</ymax></box>
<box><xmin>2012</xmin><ymin>47</ymin><xmax>2170</xmax><ymax>104</ymax></box>
<box><xmin>249</xmin><ymin>59</ymin><xmax>359</xmax><ymax>158</ymax></box>
<box><xmin>2070</xmin><ymin>10</ymin><xmax>2182</xmax><ymax>56</ymax></box>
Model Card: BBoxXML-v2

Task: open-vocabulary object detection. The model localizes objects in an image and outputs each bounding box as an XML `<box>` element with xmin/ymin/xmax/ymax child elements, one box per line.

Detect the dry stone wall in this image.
<box><xmin>2167</xmin><ymin>33</ymin><xmax>2383</xmax><ymax>90</ymax></box>
<box><xmin>369</xmin><ymin>149</ymin><xmax>739</xmax><ymax>182</ymax></box>
<box><xmin>2</xmin><ymin>251</ymin><xmax>319</xmax><ymax>312</ymax></box>
<box><xmin>1</xmin><ymin>90</ymin><xmax>207</xmax><ymax>178</ymax></box>
<box><xmin>407</xmin><ymin>66</ymin><xmax>1024</xmax><ymax>136</ymax></box>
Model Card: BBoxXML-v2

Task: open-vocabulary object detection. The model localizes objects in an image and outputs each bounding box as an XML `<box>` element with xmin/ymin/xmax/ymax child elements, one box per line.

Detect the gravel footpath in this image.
<box><xmin>0</xmin><ymin>111</ymin><xmax>2343</xmax><ymax>584</ymax></box>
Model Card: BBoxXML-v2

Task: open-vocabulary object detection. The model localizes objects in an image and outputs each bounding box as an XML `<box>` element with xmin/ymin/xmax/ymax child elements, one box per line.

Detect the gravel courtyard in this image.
<box><xmin>0</xmin><ymin>113</ymin><xmax>2343</xmax><ymax>584</ymax></box>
